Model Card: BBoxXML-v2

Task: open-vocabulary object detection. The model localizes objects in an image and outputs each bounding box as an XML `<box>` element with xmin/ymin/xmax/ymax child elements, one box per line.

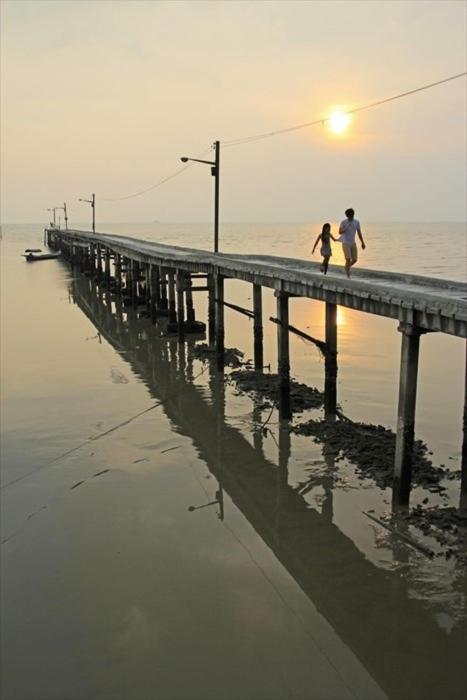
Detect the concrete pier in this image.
<box><xmin>46</xmin><ymin>227</ymin><xmax>467</xmax><ymax>505</ymax></box>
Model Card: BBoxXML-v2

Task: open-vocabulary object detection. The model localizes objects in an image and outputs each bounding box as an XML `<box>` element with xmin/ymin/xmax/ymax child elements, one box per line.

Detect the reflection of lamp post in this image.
<box><xmin>188</xmin><ymin>487</ymin><xmax>224</xmax><ymax>520</ymax></box>
<box><xmin>180</xmin><ymin>141</ymin><xmax>220</xmax><ymax>252</ymax></box>
<box><xmin>78</xmin><ymin>193</ymin><xmax>95</xmax><ymax>232</ymax></box>
<box><xmin>47</xmin><ymin>208</ymin><xmax>56</xmax><ymax>226</ymax></box>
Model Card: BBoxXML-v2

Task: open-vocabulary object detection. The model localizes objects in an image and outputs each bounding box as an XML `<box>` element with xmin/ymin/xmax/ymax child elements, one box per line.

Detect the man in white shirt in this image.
<box><xmin>338</xmin><ymin>208</ymin><xmax>366</xmax><ymax>278</ymax></box>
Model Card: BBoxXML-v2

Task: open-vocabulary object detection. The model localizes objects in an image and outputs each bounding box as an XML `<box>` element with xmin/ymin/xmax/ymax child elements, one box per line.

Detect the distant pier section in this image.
<box><xmin>44</xmin><ymin>227</ymin><xmax>467</xmax><ymax>505</ymax></box>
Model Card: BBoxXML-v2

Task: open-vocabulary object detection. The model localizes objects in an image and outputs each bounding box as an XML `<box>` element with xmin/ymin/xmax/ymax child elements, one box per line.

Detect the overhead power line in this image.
<box><xmin>221</xmin><ymin>71</ymin><xmax>467</xmax><ymax>147</ymax></box>
<box><xmin>102</xmin><ymin>146</ymin><xmax>213</xmax><ymax>202</ymax></box>
<box><xmin>97</xmin><ymin>72</ymin><xmax>465</xmax><ymax>203</ymax></box>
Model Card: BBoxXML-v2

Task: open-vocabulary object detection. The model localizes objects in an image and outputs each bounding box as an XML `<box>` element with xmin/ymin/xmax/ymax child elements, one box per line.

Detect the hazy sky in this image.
<box><xmin>1</xmin><ymin>0</ymin><xmax>466</xmax><ymax>223</ymax></box>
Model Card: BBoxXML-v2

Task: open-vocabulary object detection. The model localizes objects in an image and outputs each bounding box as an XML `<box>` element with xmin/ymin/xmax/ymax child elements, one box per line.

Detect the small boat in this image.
<box><xmin>22</xmin><ymin>251</ymin><xmax>62</xmax><ymax>262</ymax></box>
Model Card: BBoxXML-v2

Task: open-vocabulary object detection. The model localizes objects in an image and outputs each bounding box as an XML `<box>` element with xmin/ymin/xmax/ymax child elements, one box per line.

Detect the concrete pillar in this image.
<box><xmin>104</xmin><ymin>248</ymin><xmax>111</xmax><ymax>285</ymax></box>
<box><xmin>96</xmin><ymin>244</ymin><xmax>103</xmax><ymax>281</ymax></box>
<box><xmin>115</xmin><ymin>253</ymin><xmax>122</xmax><ymax>292</ymax></box>
<box><xmin>185</xmin><ymin>275</ymin><xmax>195</xmax><ymax>323</ymax></box>
<box><xmin>208</xmin><ymin>274</ymin><xmax>216</xmax><ymax>347</ymax></box>
<box><xmin>462</xmin><ymin>340</ymin><xmax>467</xmax><ymax>494</ymax></box>
<box><xmin>393</xmin><ymin>323</ymin><xmax>422</xmax><ymax>506</ymax></box>
<box><xmin>324</xmin><ymin>302</ymin><xmax>338</xmax><ymax>421</ymax></box>
<box><xmin>176</xmin><ymin>271</ymin><xmax>185</xmax><ymax>343</ymax></box>
<box><xmin>168</xmin><ymin>270</ymin><xmax>177</xmax><ymax>323</ymax></box>
<box><xmin>276</xmin><ymin>292</ymin><xmax>291</xmax><ymax>420</ymax></box>
<box><xmin>160</xmin><ymin>269</ymin><xmax>168</xmax><ymax>311</ymax></box>
<box><xmin>215</xmin><ymin>274</ymin><xmax>224</xmax><ymax>371</ymax></box>
<box><xmin>253</xmin><ymin>283</ymin><xmax>263</xmax><ymax>371</ymax></box>
<box><xmin>130</xmin><ymin>260</ymin><xmax>138</xmax><ymax>309</ymax></box>
<box><xmin>150</xmin><ymin>265</ymin><xmax>158</xmax><ymax>323</ymax></box>
<box><xmin>144</xmin><ymin>263</ymin><xmax>151</xmax><ymax>313</ymax></box>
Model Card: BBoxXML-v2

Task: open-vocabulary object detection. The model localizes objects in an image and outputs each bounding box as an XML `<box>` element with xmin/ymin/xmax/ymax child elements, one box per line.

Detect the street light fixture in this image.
<box><xmin>180</xmin><ymin>140</ymin><xmax>220</xmax><ymax>253</ymax></box>
<box><xmin>78</xmin><ymin>193</ymin><xmax>95</xmax><ymax>233</ymax></box>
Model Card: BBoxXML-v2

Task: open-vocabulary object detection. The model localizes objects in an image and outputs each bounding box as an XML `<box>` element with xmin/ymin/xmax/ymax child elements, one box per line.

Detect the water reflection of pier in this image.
<box><xmin>70</xmin><ymin>275</ymin><xmax>466</xmax><ymax>700</ymax></box>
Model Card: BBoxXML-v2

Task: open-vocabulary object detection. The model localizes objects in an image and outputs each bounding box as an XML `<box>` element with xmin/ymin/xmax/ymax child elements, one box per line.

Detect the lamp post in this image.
<box><xmin>47</xmin><ymin>208</ymin><xmax>56</xmax><ymax>226</ymax></box>
<box><xmin>56</xmin><ymin>203</ymin><xmax>68</xmax><ymax>230</ymax></box>
<box><xmin>78</xmin><ymin>193</ymin><xmax>95</xmax><ymax>233</ymax></box>
<box><xmin>181</xmin><ymin>140</ymin><xmax>220</xmax><ymax>253</ymax></box>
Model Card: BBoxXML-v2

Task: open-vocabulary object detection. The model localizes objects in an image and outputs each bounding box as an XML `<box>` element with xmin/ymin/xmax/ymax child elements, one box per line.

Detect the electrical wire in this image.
<box><xmin>101</xmin><ymin>145</ymin><xmax>213</xmax><ymax>202</ymax></box>
<box><xmin>222</xmin><ymin>71</ymin><xmax>467</xmax><ymax>147</ymax></box>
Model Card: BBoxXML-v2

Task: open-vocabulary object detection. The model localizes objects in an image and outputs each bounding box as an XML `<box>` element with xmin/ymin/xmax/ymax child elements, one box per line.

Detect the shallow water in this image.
<box><xmin>1</xmin><ymin>222</ymin><xmax>466</xmax><ymax>700</ymax></box>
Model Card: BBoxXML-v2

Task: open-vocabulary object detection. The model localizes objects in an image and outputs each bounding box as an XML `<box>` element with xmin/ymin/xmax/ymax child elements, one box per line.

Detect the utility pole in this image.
<box><xmin>64</xmin><ymin>202</ymin><xmax>68</xmax><ymax>230</ymax></box>
<box><xmin>47</xmin><ymin>208</ymin><xmax>56</xmax><ymax>226</ymax></box>
<box><xmin>79</xmin><ymin>193</ymin><xmax>95</xmax><ymax>232</ymax></box>
<box><xmin>180</xmin><ymin>141</ymin><xmax>220</xmax><ymax>253</ymax></box>
<box><xmin>213</xmin><ymin>141</ymin><xmax>220</xmax><ymax>253</ymax></box>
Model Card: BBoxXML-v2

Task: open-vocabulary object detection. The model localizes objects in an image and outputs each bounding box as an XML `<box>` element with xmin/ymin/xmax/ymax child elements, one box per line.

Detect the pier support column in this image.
<box><xmin>324</xmin><ymin>302</ymin><xmax>338</xmax><ymax>421</ymax></box>
<box><xmin>168</xmin><ymin>270</ymin><xmax>177</xmax><ymax>323</ymax></box>
<box><xmin>114</xmin><ymin>254</ymin><xmax>122</xmax><ymax>292</ymax></box>
<box><xmin>215</xmin><ymin>274</ymin><xmax>224</xmax><ymax>371</ymax></box>
<box><xmin>276</xmin><ymin>292</ymin><xmax>291</xmax><ymax>420</ymax></box>
<box><xmin>150</xmin><ymin>265</ymin><xmax>159</xmax><ymax>323</ymax></box>
<box><xmin>130</xmin><ymin>260</ymin><xmax>138</xmax><ymax>309</ymax></box>
<box><xmin>461</xmin><ymin>340</ymin><xmax>467</xmax><ymax>495</ymax></box>
<box><xmin>185</xmin><ymin>275</ymin><xmax>195</xmax><ymax>323</ymax></box>
<box><xmin>253</xmin><ymin>284</ymin><xmax>263</xmax><ymax>371</ymax></box>
<box><xmin>144</xmin><ymin>263</ymin><xmax>151</xmax><ymax>313</ymax></box>
<box><xmin>392</xmin><ymin>323</ymin><xmax>423</xmax><ymax>506</ymax></box>
<box><xmin>104</xmin><ymin>248</ymin><xmax>111</xmax><ymax>285</ymax></box>
<box><xmin>96</xmin><ymin>245</ymin><xmax>103</xmax><ymax>282</ymax></box>
<box><xmin>208</xmin><ymin>274</ymin><xmax>216</xmax><ymax>347</ymax></box>
<box><xmin>176</xmin><ymin>271</ymin><xmax>185</xmax><ymax>343</ymax></box>
<box><xmin>160</xmin><ymin>269</ymin><xmax>168</xmax><ymax>311</ymax></box>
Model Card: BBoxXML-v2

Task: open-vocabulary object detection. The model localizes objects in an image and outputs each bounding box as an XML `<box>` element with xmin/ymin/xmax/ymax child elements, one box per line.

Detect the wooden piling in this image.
<box><xmin>276</xmin><ymin>292</ymin><xmax>291</xmax><ymax>420</ymax></box>
<box><xmin>393</xmin><ymin>323</ymin><xmax>422</xmax><ymax>506</ymax></box>
<box><xmin>215</xmin><ymin>274</ymin><xmax>225</xmax><ymax>370</ymax></box>
<box><xmin>114</xmin><ymin>253</ymin><xmax>122</xmax><ymax>291</ymax></box>
<box><xmin>324</xmin><ymin>302</ymin><xmax>338</xmax><ymax>421</ymax></box>
<box><xmin>253</xmin><ymin>283</ymin><xmax>263</xmax><ymax>371</ymax></box>
<box><xmin>176</xmin><ymin>271</ymin><xmax>185</xmax><ymax>343</ymax></box>
<box><xmin>96</xmin><ymin>244</ymin><xmax>103</xmax><ymax>281</ymax></box>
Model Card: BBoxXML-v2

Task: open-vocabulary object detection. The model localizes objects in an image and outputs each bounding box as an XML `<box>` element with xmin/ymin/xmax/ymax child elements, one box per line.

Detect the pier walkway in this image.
<box><xmin>46</xmin><ymin>227</ymin><xmax>467</xmax><ymax>505</ymax></box>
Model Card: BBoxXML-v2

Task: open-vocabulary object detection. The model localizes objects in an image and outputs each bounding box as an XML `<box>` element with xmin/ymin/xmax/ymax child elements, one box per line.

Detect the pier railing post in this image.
<box><xmin>215</xmin><ymin>274</ymin><xmax>224</xmax><ymax>371</ymax></box>
<box><xmin>324</xmin><ymin>302</ymin><xmax>338</xmax><ymax>421</ymax></box>
<box><xmin>253</xmin><ymin>283</ymin><xmax>263</xmax><ymax>371</ymax></box>
<box><xmin>276</xmin><ymin>291</ymin><xmax>291</xmax><ymax>420</ymax></box>
<box><xmin>176</xmin><ymin>271</ymin><xmax>185</xmax><ymax>343</ymax></box>
<box><xmin>393</xmin><ymin>323</ymin><xmax>422</xmax><ymax>506</ymax></box>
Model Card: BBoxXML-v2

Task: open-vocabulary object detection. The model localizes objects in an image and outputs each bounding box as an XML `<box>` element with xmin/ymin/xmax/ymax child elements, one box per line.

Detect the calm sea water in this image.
<box><xmin>1</xmin><ymin>222</ymin><xmax>466</xmax><ymax>700</ymax></box>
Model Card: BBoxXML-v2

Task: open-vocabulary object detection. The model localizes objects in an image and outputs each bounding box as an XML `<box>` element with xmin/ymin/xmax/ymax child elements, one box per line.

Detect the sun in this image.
<box><xmin>327</xmin><ymin>111</ymin><xmax>351</xmax><ymax>136</ymax></box>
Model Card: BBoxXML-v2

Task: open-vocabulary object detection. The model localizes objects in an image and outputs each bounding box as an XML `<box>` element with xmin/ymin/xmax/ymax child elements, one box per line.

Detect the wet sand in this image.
<box><xmin>1</xmin><ymin>223</ymin><xmax>466</xmax><ymax>700</ymax></box>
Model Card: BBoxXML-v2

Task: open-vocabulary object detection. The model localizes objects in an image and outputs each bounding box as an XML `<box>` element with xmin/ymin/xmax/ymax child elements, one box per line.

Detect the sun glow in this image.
<box><xmin>327</xmin><ymin>111</ymin><xmax>351</xmax><ymax>135</ymax></box>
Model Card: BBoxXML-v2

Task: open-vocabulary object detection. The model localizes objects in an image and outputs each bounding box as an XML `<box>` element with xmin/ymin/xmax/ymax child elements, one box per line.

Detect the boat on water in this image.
<box><xmin>22</xmin><ymin>251</ymin><xmax>62</xmax><ymax>262</ymax></box>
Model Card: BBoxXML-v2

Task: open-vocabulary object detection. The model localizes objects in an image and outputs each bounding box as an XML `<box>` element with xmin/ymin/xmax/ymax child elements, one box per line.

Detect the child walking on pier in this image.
<box><xmin>312</xmin><ymin>223</ymin><xmax>337</xmax><ymax>274</ymax></box>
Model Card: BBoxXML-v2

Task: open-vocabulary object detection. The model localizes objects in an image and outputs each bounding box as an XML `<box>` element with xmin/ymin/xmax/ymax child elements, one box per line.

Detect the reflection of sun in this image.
<box><xmin>327</xmin><ymin>111</ymin><xmax>351</xmax><ymax>136</ymax></box>
<box><xmin>336</xmin><ymin>307</ymin><xmax>346</xmax><ymax>326</ymax></box>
